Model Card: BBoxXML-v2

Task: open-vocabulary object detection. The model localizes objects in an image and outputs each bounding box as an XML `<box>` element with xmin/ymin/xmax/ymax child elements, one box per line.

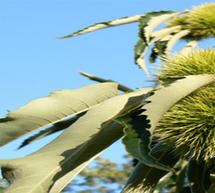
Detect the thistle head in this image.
<box><xmin>167</xmin><ymin>3</ymin><xmax>215</xmax><ymax>40</ymax></box>
<box><xmin>155</xmin><ymin>49</ymin><xmax>215</xmax><ymax>161</ymax></box>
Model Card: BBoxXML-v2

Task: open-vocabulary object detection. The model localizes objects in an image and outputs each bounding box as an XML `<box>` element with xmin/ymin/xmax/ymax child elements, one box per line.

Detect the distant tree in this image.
<box><xmin>64</xmin><ymin>156</ymin><xmax>133</xmax><ymax>193</ymax></box>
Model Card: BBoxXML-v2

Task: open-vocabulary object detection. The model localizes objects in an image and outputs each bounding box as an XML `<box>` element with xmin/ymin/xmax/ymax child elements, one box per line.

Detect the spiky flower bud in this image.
<box><xmin>167</xmin><ymin>3</ymin><xmax>215</xmax><ymax>40</ymax></box>
<box><xmin>155</xmin><ymin>49</ymin><xmax>215</xmax><ymax>161</ymax></box>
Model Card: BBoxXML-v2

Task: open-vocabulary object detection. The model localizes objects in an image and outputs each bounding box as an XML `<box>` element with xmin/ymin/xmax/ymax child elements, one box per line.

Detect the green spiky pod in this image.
<box><xmin>155</xmin><ymin>49</ymin><xmax>215</xmax><ymax>161</ymax></box>
<box><xmin>167</xmin><ymin>3</ymin><xmax>215</xmax><ymax>40</ymax></box>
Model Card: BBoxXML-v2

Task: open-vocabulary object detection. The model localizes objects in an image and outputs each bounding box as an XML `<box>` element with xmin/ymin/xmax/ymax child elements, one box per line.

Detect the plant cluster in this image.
<box><xmin>1</xmin><ymin>2</ymin><xmax>215</xmax><ymax>193</ymax></box>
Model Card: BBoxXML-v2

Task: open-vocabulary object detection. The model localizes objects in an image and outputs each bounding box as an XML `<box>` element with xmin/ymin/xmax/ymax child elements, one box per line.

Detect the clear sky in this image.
<box><xmin>0</xmin><ymin>0</ymin><xmax>214</xmax><ymax>164</ymax></box>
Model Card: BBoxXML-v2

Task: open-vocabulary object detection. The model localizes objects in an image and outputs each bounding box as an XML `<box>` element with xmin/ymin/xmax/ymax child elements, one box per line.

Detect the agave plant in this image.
<box><xmin>1</xmin><ymin>2</ymin><xmax>215</xmax><ymax>193</ymax></box>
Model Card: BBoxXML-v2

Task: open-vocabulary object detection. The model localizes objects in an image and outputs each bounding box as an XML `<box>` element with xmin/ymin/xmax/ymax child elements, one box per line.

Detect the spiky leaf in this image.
<box><xmin>165</xmin><ymin>30</ymin><xmax>190</xmax><ymax>56</ymax></box>
<box><xmin>18</xmin><ymin>114</ymin><xmax>84</xmax><ymax>149</ymax></box>
<box><xmin>58</xmin><ymin>15</ymin><xmax>143</xmax><ymax>39</ymax></box>
<box><xmin>0</xmin><ymin>90</ymin><xmax>150</xmax><ymax>193</ymax></box>
<box><xmin>0</xmin><ymin>83</ymin><xmax>118</xmax><ymax>147</ymax></box>
<box><xmin>149</xmin><ymin>40</ymin><xmax>168</xmax><ymax>63</ymax></box>
<box><xmin>118</xmin><ymin>107</ymin><xmax>172</xmax><ymax>172</ymax></box>
<box><xmin>142</xmin><ymin>74</ymin><xmax>215</xmax><ymax>133</ymax></box>
<box><xmin>117</xmin><ymin>74</ymin><xmax>215</xmax><ymax>178</ymax></box>
<box><xmin>138</xmin><ymin>11</ymin><xmax>178</xmax><ymax>44</ymax></box>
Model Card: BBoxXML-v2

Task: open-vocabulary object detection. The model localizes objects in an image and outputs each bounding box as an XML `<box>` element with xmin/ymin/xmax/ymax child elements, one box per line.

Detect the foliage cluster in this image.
<box><xmin>1</xmin><ymin>2</ymin><xmax>215</xmax><ymax>193</ymax></box>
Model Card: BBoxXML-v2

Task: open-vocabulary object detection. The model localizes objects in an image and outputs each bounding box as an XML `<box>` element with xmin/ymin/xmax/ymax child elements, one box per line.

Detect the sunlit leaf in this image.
<box><xmin>165</xmin><ymin>29</ymin><xmax>190</xmax><ymax>56</ymax></box>
<box><xmin>58</xmin><ymin>15</ymin><xmax>143</xmax><ymax>39</ymax></box>
<box><xmin>139</xmin><ymin>11</ymin><xmax>179</xmax><ymax>44</ymax></box>
<box><xmin>142</xmin><ymin>74</ymin><xmax>215</xmax><ymax>133</ymax></box>
<box><xmin>119</xmin><ymin>75</ymin><xmax>215</xmax><ymax>175</ymax></box>
<box><xmin>18</xmin><ymin>114</ymin><xmax>85</xmax><ymax>149</ymax></box>
<box><xmin>0</xmin><ymin>83</ymin><xmax>118</xmax><ymax>147</ymax></box>
<box><xmin>0</xmin><ymin>89</ymin><xmax>150</xmax><ymax>193</ymax></box>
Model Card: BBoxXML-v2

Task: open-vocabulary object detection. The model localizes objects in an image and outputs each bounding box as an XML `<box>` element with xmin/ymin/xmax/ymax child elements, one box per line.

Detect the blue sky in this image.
<box><xmin>0</xmin><ymin>0</ymin><xmax>214</xmax><ymax>164</ymax></box>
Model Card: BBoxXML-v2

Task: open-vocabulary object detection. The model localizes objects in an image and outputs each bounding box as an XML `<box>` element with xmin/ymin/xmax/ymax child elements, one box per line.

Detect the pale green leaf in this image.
<box><xmin>118</xmin><ymin>108</ymin><xmax>172</xmax><ymax>172</ymax></box>
<box><xmin>58</xmin><ymin>15</ymin><xmax>143</xmax><ymax>39</ymax></box>
<box><xmin>119</xmin><ymin>75</ymin><xmax>215</xmax><ymax>177</ymax></box>
<box><xmin>143</xmin><ymin>12</ymin><xmax>180</xmax><ymax>44</ymax></box>
<box><xmin>150</xmin><ymin>26</ymin><xmax>181</xmax><ymax>40</ymax></box>
<box><xmin>135</xmin><ymin>25</ymin><xmax>180</xmax><ymax>75</ymax></box>
<box><xmin>142</xmin><ymin>74</ymin><xmax>215</xmax><ymax>133</ymax></box>
<box><xmin>18</xmin><ymin>114</ymin><xmax>84</xmax><ymax>149</ymax></box>
<box><xmin>0</xmin><ymin>83</ymin><xmax>118</xmax><ymax>147</ymax></box>
<box><xmin>165</xmin><ymin>29</ymin><xmax>190</xmax><ymax>56</ymax></box>
<box><xmin>135</xmin><ymin>11</ymin><xmax>178</xmax><ymax>75</ymax></box>
<box><xmin>48</xmin><ymin>153</ymin><xmax>100</xmax><ymax>193</ymax></box>
<box><xmin>138</xmin><ymin>11</ymin><xmax>176</xmax><ymax>42</ymax></box>
<box><xmin>0</xmin><ymin>90</ymin><xmax>150</xmax><ymax>193</ymax></box>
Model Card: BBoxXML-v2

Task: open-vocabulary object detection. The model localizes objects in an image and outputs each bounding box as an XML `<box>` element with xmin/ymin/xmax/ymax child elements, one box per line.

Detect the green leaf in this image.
<box><xmin>134</xmin><ymin>39</ymin><xmax>147</xmax><ymax>62</ymax></box>
<box><xmin>0</xmin><ymin>90</ymin><xmax>150</xmax><ymax>193</ymax></box>
<box><xmin>119</xmin><ymin>75</ymin><xmax>215</xmax><ymax>173</ymax></box>
<box><xmin>0</xmin><ymin>83</ymin><xmax>118</xmax><ymax>147</ymax></box>
<box><xmin>187</xmin><ymin>159</ymin><xmax>211</xmax><ymax>193</ymax></box>
<box><xmin>49</xmin><ymin>153</ymin><xmax>100</xmax><ymax>193</ymax></box>
<box><xmin>149</xmin><ymin>40</ymin><xmax>169</xmax><ymax>63</ymax></box>
<box><xmin>58</xmin><ymin>15</ymin><xmax>143</xmax><ymax>39</ymax></box>
<box><xmin>133</xmin><ymin>39</ymin><xmax>150</xmax><ymax>76</ymax></box>
<box><xmin>118</xmin><ymin>107</ymin><xmax>172</xmax><ymax>172</ymax></box>
<box><xmin>155</xmin><ymin>160</ymin><xmax>188</xmax><ymax>192</ymax></box>
<box><xmin>138</xmin><ymin>11</ymin><xmax>179</xmax><ymax>44</ymax></box>
<box><xmin>142</xmin><ymin>74</ymin><xmax>215</xmax><ymax>134</ymax></box>
<box><xmin>165</xmin><ymin>29</ymin><xmax>190</xmax><ymax>56</ymax></box>
<box><xmin>135</xmin><ymin>12</ymin><xmax>180</xmax><ymax>74</ymax></box>
<box><xmin>1</xmin><ymin>122</ymin><xmax>123</xmax><ymax>193</ymax></box>
<box><xmin>121</xmin><ymin>144</ymin><xmax>178</xmax><ymax>193</ymax></box>
<box><xmin>18</xmin><ymin>114</ymin><xmax>85</xmax><ymax>149</ymax></box>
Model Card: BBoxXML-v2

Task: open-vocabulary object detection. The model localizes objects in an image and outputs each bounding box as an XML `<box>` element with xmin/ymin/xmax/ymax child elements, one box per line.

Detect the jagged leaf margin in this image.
<box><xmin>0</xmin><ymin>90</ymin><xmax>150</xmax><ymax>193</ymax></box>
<box><xmin>0</xmin><ymin>83</ymin><xmax>118</xmax><ymax>147</ymax></box>
<box><xmin>118</xmin><ymin>74</ymin><xmax>215</xmax><ymax>173</ymax></box>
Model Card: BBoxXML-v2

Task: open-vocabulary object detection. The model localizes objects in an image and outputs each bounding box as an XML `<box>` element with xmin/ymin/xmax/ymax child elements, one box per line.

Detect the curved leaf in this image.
<box><xmin>165</xmin><ymin>29</ymin><xmax>190</xmax><ymax>56</ymax></box>
<box><xmin>140</xmin><ymin>11</ymin><xmax>179</xmax><ymax>44</ymax></box>
<box><xmin>18</xmin><ymin>114</ymin><xmax>85</xmax><ymax>149</ymax></box>
<box><xmin>142</xmin><ymin>74</ymin><xmax>215</xmax><ymax>133</ymax></box>
<box><xmin>135</xmin><ymin>25</ymin><xmax>180</xmax><ymax>74</ymax></box>
<box><xmin>149</xmin><ymin>39</ymin><xmax>169</xmax><ymax>63</ymax></box>
<box><xmin>0</xmin><ymin>90</ymin><xmax>150</xmax><ymax>193</ymax></box>
<box><xmin>119</xmin><ymin>75</ymin><xmax>215</xmax><ymax>174</ymax></box>
<box><xmin>0</xmin><ymin>82</ymin><xmax>118</xmax><ymax>147</ymax></box>
<box><xmin>118</xmin><ymin>107</ymin><xmax>172</xmax><ymax>172</ymax></box>
<box><xmin>58</xmin><ymin>15</ymin><xmax>143</xmax><ymax>39</ymax></box>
